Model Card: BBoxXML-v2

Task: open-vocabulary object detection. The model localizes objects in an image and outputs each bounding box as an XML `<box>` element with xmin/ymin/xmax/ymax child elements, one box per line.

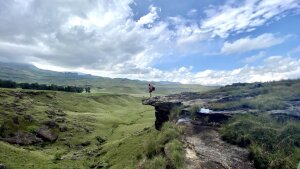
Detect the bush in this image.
<box><xmin>26</xmin><ymin>125</ymin><xmax>39</xmax><ymax>133</ymax></box>
<box><xmin>165</xmin><ymin>140</ymin><xmax>185</xmax><ymax>169</ymax></box>
<box><xmin>144</xmin><ymin>156</ymin><xmax>167</xmax><ymax>169</ymax></box>
<box><xmin>53</xmin><ymin>152</ymin><xmax>63</xmax><ymax>161</ymax></box>
<box><xmin>221</xmin><ymin>114</ymin><xmax>300</xmax><ymax>169</ymax></box>
<box><xmin>169</xmin><ymin>106</ymin><xmax>183</xmax><ymax>121</ymax></box>
<box><xmin>142</xmin><ymin>122</ymin><xmax>184</xmax><ymax>169</ymax></box>
<box><xmin>144</xmin><ymin>136</ymin><xmax>160</xmax><ymax>158</ymax></box>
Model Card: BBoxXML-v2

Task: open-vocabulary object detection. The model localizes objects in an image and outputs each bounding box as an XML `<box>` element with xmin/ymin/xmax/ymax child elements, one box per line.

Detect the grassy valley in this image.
<box><xmin>0</xmin><ymin>88</ymin><xmax>157</xmax><ymax>169</ymax></box>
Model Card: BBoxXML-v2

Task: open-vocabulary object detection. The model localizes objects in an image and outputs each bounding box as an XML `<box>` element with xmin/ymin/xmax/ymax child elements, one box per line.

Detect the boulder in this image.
<box><xmin>78</xmin><ymin>141</ymin><xmax>91</xmax><ymax>147</ymax></box>
<box><xmin>36</xmin><ymin>126</ymin><xmax>58</xmax><ymax>142</ymax></box>
<box><xmin>0</xmin><ymin>164</ymin><xmax>7</xmax><ymax>169</ymax></box>
<box><xmin>2</xmin><ymin>131</ymin><xmax>42</xmax><ymax>145</ymax></box>
<box><xmin>95</xmin><ymin>136</ymin><xmax>106</xmax><ymax>144</ymax></box>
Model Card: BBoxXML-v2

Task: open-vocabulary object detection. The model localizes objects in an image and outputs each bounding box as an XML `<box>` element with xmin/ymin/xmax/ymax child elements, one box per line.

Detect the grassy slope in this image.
<box><xmin>0</xmin><ymin>88</ymin><xmax>158</xmax><ymax>169</ymax></box>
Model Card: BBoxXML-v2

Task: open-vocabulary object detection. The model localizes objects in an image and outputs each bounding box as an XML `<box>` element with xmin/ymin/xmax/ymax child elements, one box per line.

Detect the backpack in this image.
<box><xmin>152</xmin><ymin>86</ymin><xmax>155</xmax><ymax>91</ymax></box>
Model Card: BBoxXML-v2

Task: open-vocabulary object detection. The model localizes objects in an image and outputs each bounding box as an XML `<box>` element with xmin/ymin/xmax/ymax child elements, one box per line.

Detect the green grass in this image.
<box><xmin>0</xmin><ymin>88</ymin><xmax>156</xmax><ymax>169</ymax></box>
<box><xmin>220</xmin><ymin>114</ymin><xmax>300</xmax><ymax>169</ymax></box>
<box><xmin>207</xmin><ymin>79</ymin><xmax>300</xmax><ymax>111</ymax></box>
<box><xmin>141</xmin><ymin>122</ymin><xmax>185</xmax><ymax>169</ymax></box>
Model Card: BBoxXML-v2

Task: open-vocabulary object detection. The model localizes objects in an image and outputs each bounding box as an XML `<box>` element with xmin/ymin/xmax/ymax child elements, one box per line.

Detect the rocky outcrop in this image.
<box><xmin>143</xmin><ymin>96</ymin><xmax>182</xmax><ymax>130</ymax></box>
<box><xmin>36</xmin><ymin>126</ymin><xmax>58</xmax><ymax>142</ymax></box>
<box><xmin>142</xmin><ymin>94</ymin><xmax>232</xmax><ymax>129</ymax></box>
<box><xmin>2</xmin><ymin>131</ymin><xmax>42</xmax><ymax>145</ymax></box>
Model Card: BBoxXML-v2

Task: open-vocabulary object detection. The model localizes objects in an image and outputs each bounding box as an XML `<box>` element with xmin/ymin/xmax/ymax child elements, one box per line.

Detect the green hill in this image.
<box><xmin>0</xmin><ymin>62</ymin><xmax>216</xmax><ymax>95</ymax></box>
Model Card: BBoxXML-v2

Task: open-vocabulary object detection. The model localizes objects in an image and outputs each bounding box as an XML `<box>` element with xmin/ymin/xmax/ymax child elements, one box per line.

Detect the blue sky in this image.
<box><xmin>0</xmin><ymin>0</ymin><xmax>300</xmax><ymax>85</ymax></box>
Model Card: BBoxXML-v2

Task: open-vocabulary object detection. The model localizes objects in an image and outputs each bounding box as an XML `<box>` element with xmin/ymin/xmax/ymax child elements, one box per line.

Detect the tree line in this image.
<box><xmin>0</xmin><ymin>79</ymin><xmax>91</xmax><ymax>93</ymax></box>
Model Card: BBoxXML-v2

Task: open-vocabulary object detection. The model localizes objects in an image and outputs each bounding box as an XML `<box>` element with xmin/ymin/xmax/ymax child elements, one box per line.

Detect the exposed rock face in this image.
<box><xmin>36</xmin><ymin>126</ymin><xmax>58</xmax><ymax>142</ymax></box>
<box><xmin>142</xmin><ymin>94</ymin><xmax>232</xmax><ymax>129</ymax></box>
<box><xmin>2</xmin><ymin>131</ymin><xmax>42</xmax><ymax>145</ymax></box>
<box><xmin>143</xmin><ymin>96</ymin><xmax>182</xmax><ymax>130</ymax></box>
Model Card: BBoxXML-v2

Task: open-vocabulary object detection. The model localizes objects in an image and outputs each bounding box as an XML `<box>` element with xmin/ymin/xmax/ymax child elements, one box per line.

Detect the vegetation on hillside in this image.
<box><xmin>0</xmin><ymin>62</ymin><xmax>216</xmax><ymax>96</ymax></box>
<box><xmin>0</xmin><ymin>79</ymin><xmax>86</xmax><ymax>93</ymax></box>
<box><xmin>0</xmin><ymin>88</ymin><xmax>155</xmax><ymax>169</ymax></box>
<box><xmin>220</xmin><ymin>114</ymin><xmax>300</xmax><ymax>169</ymax></box>
<box><xmin>207</xmin><ymin>79</ymin><xmax>300</xmax><ymax>113</ymax></box>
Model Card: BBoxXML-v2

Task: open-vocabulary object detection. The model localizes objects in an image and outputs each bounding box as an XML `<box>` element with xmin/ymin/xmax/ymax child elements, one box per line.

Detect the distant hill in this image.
<box><xmin>0</xmin><ymin>62</ymin><xmax>216</xmax><ymax>95</ymax></box>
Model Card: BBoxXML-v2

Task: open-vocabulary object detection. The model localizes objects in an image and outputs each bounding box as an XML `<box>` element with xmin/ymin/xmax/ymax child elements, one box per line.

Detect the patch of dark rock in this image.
<box><xmin>43</xmin><ymin>120</ymin><xmax>59</xmax><ymax>128</ymax></box>
<box><xmin>2</xmin><ymin>131</ymin><xmax>42</xmax><ymax>145</ymax></box>
<box><xmin>95</xmin><ymin>136</ymin><xmax>106</xmax><ymax>144</ymax></box>
<box><xmin>36</xmin><ymin>126</ymin><xmax>58</xmax><ymax>142</ymax></box>
<box><xmin>23</xmin><ymin>114</ymin><xmax>33</xmax><ymax>122</ymax></box>
<box><xmin>0</xmin><ymin>164</ymin><xmax>7</xmax><ymax>169</ymax></box>
<box><xmin>59</xmin><ymin>126</ymin><xmax>68</xmax><ymax>132</ymax></box>
<box><xmin>84</xmin><ymin>127</ymin><xmax>91</xmax><ymax>133</ymax></box>
<box><xmin>196</xmin><ymin>113</ymin><xmax>231</xmax><ymax>124</ymax></box>
<box><xmin>78</xmin><ymin>141</ymin><xmax>91</xmax><ymax>147</ymax></box>
<box><xmin>12</xmin><ymin>116</ymin><xmax>19</xmax><ymax>125</ymax></box>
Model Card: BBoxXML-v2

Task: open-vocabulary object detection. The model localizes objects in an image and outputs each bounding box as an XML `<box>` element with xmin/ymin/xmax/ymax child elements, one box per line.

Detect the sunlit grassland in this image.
<box><xmin>0</xmin><ymin>88</ymin><xmax>157</xmax><ymax>169</ymax></box>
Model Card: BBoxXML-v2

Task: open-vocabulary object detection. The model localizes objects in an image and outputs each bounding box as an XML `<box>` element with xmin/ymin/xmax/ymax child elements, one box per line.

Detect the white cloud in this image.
<box><xmin>187</xmin><ymin>9</ymin><xmax>197</xmax><ymax>17</ymax></box>
<box><xmin>201</xmin><ymin>0</ymin><xmax>300</xmax><ymax>38</ymax></box>
<box><xmin>137</xmin><ymin>6</ymin><xmax>159</xmax><ymax>26</ymax></box>
<box><xmin>221</xmin><ymin>33</ymin><xmax>288</xmax><ymax>54</ymax></box>
<box><xmin>0</xmin><ymin>0</ymin><xmax>299</xmax><ymax>85</ymax></box>
<box><xmin>244</xmin><ymin>51</ymin><xmax>266</xmax><ymax>63</ymax></box>
<box><xmin>54</xmin><ymin>55</ymin><xmax>300</xmax><ymax>86</ymax></box>
<box><xmin>144</xmin><ymin>56</ymin><xmax>300</xmax><ymax>85</ymax></box>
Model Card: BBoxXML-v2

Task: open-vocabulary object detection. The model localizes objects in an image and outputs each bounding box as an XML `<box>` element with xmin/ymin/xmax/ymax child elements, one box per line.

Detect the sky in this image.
<box><xmin>0</xmin><ymin>0</ymin><xmax>300</xmax><ymax>85</ymax></box>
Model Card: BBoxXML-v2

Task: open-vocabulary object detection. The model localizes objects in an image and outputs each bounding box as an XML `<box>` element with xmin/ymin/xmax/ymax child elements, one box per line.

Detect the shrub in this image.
<box><xmin>144</xmin><ymin>135</ymin><xmax>159</xmax><ymax>158</ymax></box>
<box><xmin>26</xmin><ymin>125</ymin><xmax>39</xmax><ymax>133</ymax></box>
<box><xmin>169</xmin><ymin>106</ymin><xmax>183</xmax><ymax>121</ymax></box>
<box><xmin>165</xmin><ymin>140</ymin><xmax>185</xmax><ymax>169</ymax></box>
<box><xmin>221</xmin><ymin>114</ymin><xmax>300</xmax><ymax>169</ymax></box>
<box><xmin>53</xmin><ymin>152</ymin><xmax>63</xmax><ymax>161</ymax></box>
<box><xmin>144</xmin><ymin>156</ymin><xmax>167</xmax><ymax>169</ymax></box>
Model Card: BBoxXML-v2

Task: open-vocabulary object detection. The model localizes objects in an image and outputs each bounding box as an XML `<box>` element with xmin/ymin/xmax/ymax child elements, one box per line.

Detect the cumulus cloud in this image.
<box><xmin>221</xmin><ymin>33</ymin><xmax>288</xmax><ymax>54</ymax></box>
<box><xmin>201</xmin><ymin>0</ymin><xmax>300</xmax><ymax>38</ymax></box>
<box><xmin>0</xmin><ymin>0</ymin><xmax>172</xmax><ymax>72</ymax></box>
<box><xmin>0</xmin><ymin>0</ymin><xmax>299</xmax><ymax>85</ymax></box>
<box><xmin>137</xmin><ymin>6</ymin><xmax>159</xmax><ymax>26</ymax></box>
<box><xmin>132</xmin><ymin>56</ymin><xmax>300</xmax><ymax>85</ymax></box>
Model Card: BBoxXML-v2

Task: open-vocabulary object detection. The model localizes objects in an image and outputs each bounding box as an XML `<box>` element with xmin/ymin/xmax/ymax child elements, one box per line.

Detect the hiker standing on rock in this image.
<box><xmin>148</xmin><ymin>84</ymin><xmax>155</xmax><ymax>97</ymax></box>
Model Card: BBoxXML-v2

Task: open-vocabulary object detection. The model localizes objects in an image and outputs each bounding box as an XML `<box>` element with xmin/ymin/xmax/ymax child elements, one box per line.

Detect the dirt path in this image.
<box><xmin>183</xmin><ymin>122</ymin><xmax>254</xmax><ymax>169</ymax></box>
